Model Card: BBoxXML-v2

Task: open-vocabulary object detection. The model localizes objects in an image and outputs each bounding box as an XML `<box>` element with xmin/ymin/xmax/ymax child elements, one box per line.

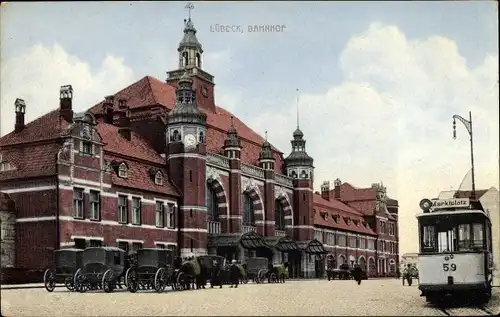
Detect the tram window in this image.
<box><xmin>471</xmin><ymin>223</ymin><xmax>484</xmax><ymax>250</ymax></box>
<box><xmin>421</xmin><ymin>226</ymin><xmax>436</xmax><ymax>251</ymax></box>
<box><xmin>458</xmin><ymin>224</ymin><xmax>472</xmax><ymax>251</ymax></box>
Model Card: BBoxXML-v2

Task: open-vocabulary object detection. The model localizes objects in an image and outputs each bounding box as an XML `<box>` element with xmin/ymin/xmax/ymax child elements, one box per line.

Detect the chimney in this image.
<box><xmin>117</xmin><ymin>99</ymin><xmax>131</xmax><ymax>141</ymax></box>
<box><xmin>59</xmin><ymin>85</ymin><xmax>74</xmax><ymax>122</ymax></box>
<box><xmin>102</xmin><ymin>95</ymin><xmax>115</xmax><ymax>124</ymax></box>
<box><xmin>334</xmin><ymin>178</ymin><xmax>342</xmax><ymax>199</ymax></box>
<box><xmin>321</xmin><ymin>181</ymin><xmax>330</xmax><ymax>201</ymax></box>
<box><xmin>14</xmin><ymin>98</ymin><xmax>26</xmax><ymax>133</ymax></box>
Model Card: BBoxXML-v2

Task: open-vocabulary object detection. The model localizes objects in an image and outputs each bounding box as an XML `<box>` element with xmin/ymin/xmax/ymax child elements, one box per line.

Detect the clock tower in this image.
<box><xmin>166</xmin><ymin>14</ymin><xmax>216</xmax><ymax>113</ymax></box>
<box><xmin>166</xmin><ymin>70</ymin><xmax>208</xmax><ymax>257</ymax></box>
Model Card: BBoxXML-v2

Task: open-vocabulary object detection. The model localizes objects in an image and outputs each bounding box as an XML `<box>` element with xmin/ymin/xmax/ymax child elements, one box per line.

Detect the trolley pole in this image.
<box><xmin>452</xmin><ymin>111</ymin><xmax>476</xmax><ymax>200</ymax></box>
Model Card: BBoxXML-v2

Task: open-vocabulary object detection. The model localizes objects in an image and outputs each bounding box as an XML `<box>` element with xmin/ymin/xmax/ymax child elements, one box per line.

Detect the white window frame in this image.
<box><xmin>132</xmin><ymin>197</ymin><xmax>141</xmax><ymax>225</ymax></box>
<box><xmin>89</xmin><ymin>190</ymin><xmax>100</xmax><ymax>220</ymax></box>
<box><xmin>166</xmin><ymin>203</ymin><xmax>176</xmax><ymax>229</ymax></box>
<box><xmin>72</xmin><ymin>188</ymin><xmax>84</xmax><ymax>219</ymax></box>
<box><xmin>80</xmin><ymin>141</ymin><xmax>93</xmax><ymax>155</ymax></box>
<box><xmin>118</xmin><ymin>195</ymin><xmax>128</xmax><ymax>223</ymax></box>
<box><xmin>155</xmin><ymin>201</ymin><xmax>165</xmax><ymax>228</ymax></box>
<box><xmin>118</xmin><ymin>163</ymin><xmax>128</xmax><ymax>178</ymax></box>
<box><xmin>155</xmin><ymin>171</ymin><xmax>163</xmax><ymax>185</ymax></box>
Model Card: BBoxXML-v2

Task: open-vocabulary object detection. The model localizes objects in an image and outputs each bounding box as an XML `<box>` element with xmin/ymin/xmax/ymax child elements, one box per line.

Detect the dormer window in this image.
<box><xmin>333</xmin><ymin>215</ymin><xmax>340</xmax><ymax>223</ymax></box>
<box><xmin>320</xmin><ymin>211</ymin><xmax>328</xmax><ymax>221</ymax></box>
<box><xmin>118</xmin><ymin>163</ymin><xmax>128</xmax><ymax>178</ymax></box>
<box><xmin>155</xmin><ymin>171</ymin><xmax>163</xmax><ymax>185</ymax></box>
<box><xmin>343</xmin><ymin>216</ymin><xmax>351</xmax><ymax>225</ymax></box>
<box><xmin>353</xmin><ymin>219</ymin><xmax>360</xmax><ymax>227</ymax></box>
<box><xmin>0</xmin><ymin>154</ymin><xmax>13</xmax><ymax>172</ymax></box>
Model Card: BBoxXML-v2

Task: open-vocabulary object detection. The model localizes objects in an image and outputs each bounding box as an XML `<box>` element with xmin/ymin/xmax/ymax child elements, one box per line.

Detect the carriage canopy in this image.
<box><xmin>82</xmin><ymin>247</ymin><xmax>125</xmax><ymax>267</ymax></box>
<box><xmin>296</xmin><ymin>239</ymin><xmax>327</xmax><ymax>254</ymax></box>
<box><xmin>208</xmin><ymin>231</ymin><xmax>269</xmax><ymax>249</ymax></box>
<box><xmin>54</xmin><ymin>248</ymin><xmax>83</xmax><ymax>268</ymax></box>
<box><xmin>263</xmin><ymin>236</ymin><xmax>298</xmax><ymax>252</ymax></box>
<box><xmin>137</xmin><ymin>248</ymin><xmax>173</xmax><ymax>267</ymax></box>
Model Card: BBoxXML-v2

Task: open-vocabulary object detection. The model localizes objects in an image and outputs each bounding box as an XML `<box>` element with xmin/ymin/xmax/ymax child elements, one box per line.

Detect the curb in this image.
<box><xmin>1</xmin><ymin>284</ymin><xmax>45</xmax><ymax>290</ymax></box>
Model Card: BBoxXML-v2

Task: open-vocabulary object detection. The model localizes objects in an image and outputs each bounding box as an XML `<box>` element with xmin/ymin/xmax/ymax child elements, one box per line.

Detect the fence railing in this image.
<box><xmin>242</xmin><ymin>225</ymin><xmax>257</xmax><ymax>233</ymax></box>
<box><xmin>208</xmin><ymin>221</ymin><xmax>221</xmax><ymax>235</ymax></box>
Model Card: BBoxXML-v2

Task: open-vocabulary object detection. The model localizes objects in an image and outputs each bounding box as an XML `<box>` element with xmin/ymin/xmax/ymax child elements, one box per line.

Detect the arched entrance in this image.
<box><xmin>338</xmin><ymin>254</ymin><xmax>346</xmax><ymax>268</ymax></box>
<box><xmin>389</xmin><ymin>259</ymin><xmax>396</xmax><ymax>276</ymax></box>
<box><xmin>206</xmin><ymin>176</ymin><xmax>228</xmax><ymax>234</ymax></box>
<box><xmin>368</xmin><ymin>257</ymin><xmax>376</xmax><ymax>276</ymax></box>
<box><xmin>358</xmin><ymin>256</ymin><xmax>367</xmax><ymax>271</ymax></box>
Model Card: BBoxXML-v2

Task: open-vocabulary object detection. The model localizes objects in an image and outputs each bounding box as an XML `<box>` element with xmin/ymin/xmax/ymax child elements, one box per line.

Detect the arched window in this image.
<box><xmin>275</xmin><ymin>199</ymin><xmax>285</xmax><ymax>230</ymax></box>
<box><xmin>206</xmin><ymin>183</ymin><xmax>218</xmax><ymax>222</ymax></box>
<box><xmin>182</xmin><ymin>52</ymin><xmax>189</xmax><ymax>67</ymax></box>
<box><xmin>155</xmin><ymin>171</ymin><xmax>163</xmax><ymax>185</ymax></box>
<box><xmin>242</xmin><ymin>193</ymin><xmax>255</xmax><ymax>226</ymax></box>
<box><xmin>172</xmin><ymin>130</ymin><xmax>180</xmax><ymax>142</ymax></box>
<box><xmin>199</xmin><ymin>131</ymin><xmax>205</xmax><ymax>143</ymax></box>
<box><xmin>118</xmin><ymin>163</ymin><xmax>128</xmax><ymax>178</ymax></box>
<box><xmin>300</xmin><ymin>170</ymin><xmax>307</xmax><ymax>179</ymax></box>
<box><xmin>196</xmin><ymin>53</ymin><xmax>201</xmax><ymax>67</ymax></box>
<box><xmin>290</xmin><ymin>171</ymin><xmax>297</xmax><ymax>178</ymax></box>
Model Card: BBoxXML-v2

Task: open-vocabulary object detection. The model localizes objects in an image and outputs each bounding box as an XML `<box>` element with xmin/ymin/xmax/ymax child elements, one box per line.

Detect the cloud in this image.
<box><xmin>0</xmin><ymin>44</ymin><xmax>135</xmax><ymax>136</ymax></box>
<box><xmin>245</xmin><ymin>22</ymin><xmax>499</xmax><ymax>254</ymax></box>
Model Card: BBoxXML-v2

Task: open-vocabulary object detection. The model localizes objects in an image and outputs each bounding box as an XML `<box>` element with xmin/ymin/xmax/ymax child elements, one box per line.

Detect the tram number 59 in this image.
<box><xmin>443</xmin><ymin>263</ymin><xmax>457</xmax><ymax>271</ymax></box>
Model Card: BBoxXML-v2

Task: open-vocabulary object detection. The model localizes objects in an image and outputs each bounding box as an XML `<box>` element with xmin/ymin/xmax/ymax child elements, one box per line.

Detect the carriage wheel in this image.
<box><xmin>176</xmin><ymin>272</ymin><xmax>186</xmax><ymax>290</ymax></box>
<box><xmin>73</xmin><ymin>269</ymin><xmax>87</xmax><ymax>293</ymax></box>
<box><xmin>257</xmin><ymin>269</ymin><xmax>266</xmax><ymax>283</ymax></box>
<box><xmin>64</xmin><ymin>277</ymin><xmax>75</xmax><ymax>291</ymax></box>
<box><xmin>126</xmin><ymin>268</ymin><xmax>138</xmax><ymax>293</ymax></box>
<box><xmin>269</xmin><ymin>273</ymin><xmax>277</xmax><ymax>283</ymax></box>
<box><xmin>154</xmin><ymin>268</ymin><xmax>167</xmax><ymax>293</ymax></box>
<box><xmin>102</xmin><ymin>270</ymin><xmax>115</xmax><ymax>293</ymax></box>
<box><xmin>43</xmin><ymin>268</ymin><xmax>56</xmax><ymax>292</ymax></box>
<box><xmin>241</xmin><ymin>276</ymin><xmax>248</xmax><ymax>284</ymax></box>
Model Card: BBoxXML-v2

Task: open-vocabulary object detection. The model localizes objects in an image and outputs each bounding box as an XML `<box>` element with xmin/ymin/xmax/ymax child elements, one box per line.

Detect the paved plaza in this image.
<box><xmin>1</xmin><ymin>279</ymin><xmax>499</xmax><ymax>316</ymax></box>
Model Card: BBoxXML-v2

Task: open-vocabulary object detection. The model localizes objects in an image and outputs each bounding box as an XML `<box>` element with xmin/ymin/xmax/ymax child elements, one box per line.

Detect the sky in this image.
<box><xmin>0</xmin><ymin>1</ymin><xmax>498</xmax><ymax>255</ymax></box>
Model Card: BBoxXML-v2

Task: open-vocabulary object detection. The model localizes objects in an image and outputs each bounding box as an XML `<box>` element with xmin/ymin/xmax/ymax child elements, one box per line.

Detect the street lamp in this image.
<box><xmin>452</xmin><ymin>111</ymin><xmax>476</xmax><ymax>200</ymax></box>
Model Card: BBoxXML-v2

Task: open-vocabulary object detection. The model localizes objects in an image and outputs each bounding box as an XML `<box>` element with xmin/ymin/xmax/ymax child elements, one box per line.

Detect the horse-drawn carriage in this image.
<box><xmin>43</xmin><ymin>248</ymin><xmax>83</xmax><ymax>292</ymax></box>
<box><xmin>245</xmin><ymin>257</ymin><xmax>271</xmax><ymax>283</ymax></box>
<box><xmin>74</xmin><ymin>247</ymin><xmax>126</xmax><ymax>293</ymax></box>
<box><xmin>125</xmin><ymin>248</ymin><xmax>174</xmax><ymax>293</ymax></box>
<box><xmin>327</xmin><ymin>263</ymin><xmax>351</xmax><ymax>280</ymax></box>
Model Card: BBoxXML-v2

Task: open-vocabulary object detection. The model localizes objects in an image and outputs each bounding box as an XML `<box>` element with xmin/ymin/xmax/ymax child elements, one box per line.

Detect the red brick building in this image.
<box><xmin>0</xmin><ymin>17</ymin><xmax>399</xmax><ymax>281</ymax></box>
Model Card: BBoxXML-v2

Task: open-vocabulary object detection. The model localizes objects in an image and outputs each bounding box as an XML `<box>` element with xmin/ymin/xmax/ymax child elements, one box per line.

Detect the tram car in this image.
<box><xmin>416</xmin><ymin>197</ymin><xmax>493</xmax><ymax>304</ymax></box>
<box><xmin>43</xmin><ymin>248</ymin><xmax>84</xmax><ymax>292</ymax></box>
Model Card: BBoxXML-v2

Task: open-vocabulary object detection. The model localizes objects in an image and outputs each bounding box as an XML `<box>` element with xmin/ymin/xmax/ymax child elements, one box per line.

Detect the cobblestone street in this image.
<box><xmin>1</xmin><ymin>279</ymin><xmax>499</xmax><ymax>316</ymax></box>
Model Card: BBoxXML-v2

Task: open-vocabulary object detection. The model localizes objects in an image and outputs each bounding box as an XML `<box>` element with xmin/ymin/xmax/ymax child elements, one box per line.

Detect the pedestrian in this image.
<box><xmin>352</xmin><ymin>264</ymin><xmax>363</xmax><ymax>285</ymax></box>
<box><xmin>229</xmin><ymin>259</ymin><xmax>240</xmax><ymax>288</ymax></box>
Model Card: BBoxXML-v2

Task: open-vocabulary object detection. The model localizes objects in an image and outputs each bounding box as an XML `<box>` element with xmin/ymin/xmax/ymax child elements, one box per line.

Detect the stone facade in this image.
<box><xmin>0</xmin><ymin>193</ymin><xmax>15</xmax><ymax>268</ymax></box>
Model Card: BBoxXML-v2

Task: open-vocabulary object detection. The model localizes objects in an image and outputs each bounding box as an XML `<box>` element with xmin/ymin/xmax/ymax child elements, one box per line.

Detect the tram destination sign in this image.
<box><xmin>430</xmin><ymin>198</ymin><xmax>470</xmax><ymax>210</ymax></box>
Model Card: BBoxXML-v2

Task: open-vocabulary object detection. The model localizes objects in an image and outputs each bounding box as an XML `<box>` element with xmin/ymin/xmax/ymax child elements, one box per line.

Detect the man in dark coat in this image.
<box><xmin>229</xmin><ymin>259</ymin><xmax>240</xmax><ymax>288</ymax></box>
<box><xmin>210</xmin><ymin>259</ymin><xmax>223</xmax><ymax>289</ymax></box>
<box><xmin>352</xmin><ymin>264</ymin><xmax>363</xmax><ymax>285</ymax></box>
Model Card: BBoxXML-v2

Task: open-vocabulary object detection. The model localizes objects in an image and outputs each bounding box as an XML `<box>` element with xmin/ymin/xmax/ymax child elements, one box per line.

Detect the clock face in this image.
<box><xmin>184</xmin><ymin>134</ymin><xmax>197</xmax><ymax>147</ymax></box>
<box><xmin>201</xmin><ymin>87</ymin><xmax>208</xmax><ymax>97</ymax></box>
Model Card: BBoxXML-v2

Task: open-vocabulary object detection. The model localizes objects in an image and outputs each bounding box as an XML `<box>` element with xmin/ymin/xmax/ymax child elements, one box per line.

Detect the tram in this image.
<box><xmin>416</xmin><ymin>197</ymin><xmax>493</xmax><ymax>304</ymax></box>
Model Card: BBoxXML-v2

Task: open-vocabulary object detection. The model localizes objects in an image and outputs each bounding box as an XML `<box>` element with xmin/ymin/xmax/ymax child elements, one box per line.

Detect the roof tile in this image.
<box><xmin>313</xmin><ymin>194</ymin><xmax>376</xmax><ymax>235</ymax></box>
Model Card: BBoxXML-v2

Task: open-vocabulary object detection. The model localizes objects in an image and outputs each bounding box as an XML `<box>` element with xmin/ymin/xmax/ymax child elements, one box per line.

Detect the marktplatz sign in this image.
<box><xmin>431</xmin><ymin>198</ymin><xmax>470</xmax><ymax>210</ymax></box>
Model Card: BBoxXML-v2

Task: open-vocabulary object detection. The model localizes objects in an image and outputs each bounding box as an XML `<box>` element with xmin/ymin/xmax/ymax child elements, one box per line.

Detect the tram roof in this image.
<box><xmin>416</xmin><ymin>209</ymin><xmax>490</xmax><ymax>219</ymax></box>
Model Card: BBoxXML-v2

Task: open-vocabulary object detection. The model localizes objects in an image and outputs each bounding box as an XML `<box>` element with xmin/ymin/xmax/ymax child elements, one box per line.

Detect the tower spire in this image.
<box><xmin>185</xmin><ymin>2</ymin><xmax>194</xmax><ymax>21</ymax></box>
<box><xmin>265</xmin><ymin>130</ymin><xmax>268</xmax><ymax>141</ymax></box>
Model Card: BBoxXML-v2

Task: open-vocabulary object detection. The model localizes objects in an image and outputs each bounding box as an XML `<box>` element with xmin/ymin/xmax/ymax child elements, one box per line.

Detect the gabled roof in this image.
<box><xmin>335</xmin><ymin>182</ymin><xmax>377</xmax><ymax>201</ymax></box>
<box><xmin>89</xmin><ymin>76</ymin><xmax>285</xmax><ymax>172</ymax></box>
<box><xmin>313</xmin><ymin>194</ymin><xmax>376</xmax><ymax>236</ymax></box>
<box><xmin>0</xmin><ymin>110</ymin><xmax>69</xmax><ymax>147</ymax></box>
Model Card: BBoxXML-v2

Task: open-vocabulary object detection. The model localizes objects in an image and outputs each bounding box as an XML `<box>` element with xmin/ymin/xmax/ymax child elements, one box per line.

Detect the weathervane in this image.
<box><xmin>185</xmin><ymin>2</ymin><xmax>194</xmax><ymax>20</ymax></box>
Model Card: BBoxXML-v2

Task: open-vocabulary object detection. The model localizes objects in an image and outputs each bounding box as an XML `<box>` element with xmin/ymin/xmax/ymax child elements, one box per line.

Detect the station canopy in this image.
<box><xmin>208</xmin><ymin>231</ymin><xmax>269</xmax><ymax>250</ymax></box>
<box><xmin>296</xmin><ymin>239</ymin><xmax>327</xmax><ymax>254</ymax></box>
<box><xmin>263</xmin><ymin>236</ymin><xmax>298</xmax><ymax>252</ymax></box>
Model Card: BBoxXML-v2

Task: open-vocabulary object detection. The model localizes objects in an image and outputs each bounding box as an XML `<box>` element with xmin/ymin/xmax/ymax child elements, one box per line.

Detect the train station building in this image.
<box><xmin>0</xmin><ymin>16</ymin><xmax>400</xmax><ymax>282</ymax></box>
